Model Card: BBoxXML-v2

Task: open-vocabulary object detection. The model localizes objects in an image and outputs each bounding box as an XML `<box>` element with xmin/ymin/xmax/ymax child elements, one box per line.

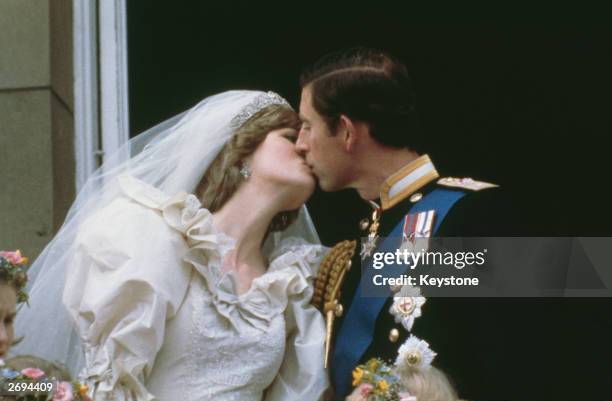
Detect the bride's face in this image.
<box><xmin>249</xmin><ymin>127</ymin><xmax>316</xmax><ymax>208</ymax></box>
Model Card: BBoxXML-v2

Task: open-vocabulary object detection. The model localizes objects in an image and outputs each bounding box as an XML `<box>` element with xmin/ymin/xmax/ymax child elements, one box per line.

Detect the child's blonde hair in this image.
<box><xmin>399</xmin><ymin>366</ymin><xmax>458</xmax><ymax>401</ymax></box>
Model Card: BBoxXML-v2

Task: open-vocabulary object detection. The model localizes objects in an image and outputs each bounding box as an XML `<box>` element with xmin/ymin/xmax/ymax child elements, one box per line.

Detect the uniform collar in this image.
<box><xmin>379</xmin><ymin>154</ymin><xmax>439</xmax><ymax>210</ymax></box>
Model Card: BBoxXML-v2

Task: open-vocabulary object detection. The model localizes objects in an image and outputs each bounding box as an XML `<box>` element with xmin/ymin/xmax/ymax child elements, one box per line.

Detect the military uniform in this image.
<box><xmin>316</xmin><ymin>154</ymin><xmax>514</xmax><ymax>400</ymax></box>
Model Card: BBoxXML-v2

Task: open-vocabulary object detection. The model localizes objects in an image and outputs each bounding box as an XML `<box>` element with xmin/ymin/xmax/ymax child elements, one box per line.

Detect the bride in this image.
<box><xmin>14</xmin><ymin>91</ymin><xmax>328</xmax><ymax>400</ymax></box>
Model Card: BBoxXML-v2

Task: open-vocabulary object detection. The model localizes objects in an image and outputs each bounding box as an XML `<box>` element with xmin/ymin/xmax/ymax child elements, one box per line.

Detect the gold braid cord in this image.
<box><xmin>311</xmin><ymin>240</ymin><xmax>357</xmax><ymax>368</ymax></box>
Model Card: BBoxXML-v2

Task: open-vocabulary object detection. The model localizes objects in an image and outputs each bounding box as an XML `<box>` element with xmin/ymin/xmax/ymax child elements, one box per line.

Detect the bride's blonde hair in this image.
<box><xmin>196</xmin><ymin>104</ymin><xmax>302</xmax><ymax>232</ymax></box>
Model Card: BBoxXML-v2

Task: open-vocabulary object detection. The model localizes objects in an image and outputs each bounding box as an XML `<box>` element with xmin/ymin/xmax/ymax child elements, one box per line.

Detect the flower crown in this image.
<box><xmin>0</xmin><ymin>359</ymin><xmax>91</xmax><ymax>401</ymax></box>
<box><xmin>0</xmin><ymin>250</ymin><xmax>30</xmax><ymax>304</ymax></box>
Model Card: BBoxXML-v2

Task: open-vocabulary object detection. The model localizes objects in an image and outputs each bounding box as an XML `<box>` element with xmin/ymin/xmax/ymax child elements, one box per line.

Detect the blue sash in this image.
<box><xmin>331</xmin><ymin>188</ymin><xmax>467</xmax><ymax>398</ymax></box>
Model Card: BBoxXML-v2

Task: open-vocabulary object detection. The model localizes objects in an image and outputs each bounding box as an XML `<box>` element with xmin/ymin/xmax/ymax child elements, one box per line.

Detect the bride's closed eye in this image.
<box><xmin>283</xmin><ymin>133</ymin><xmax>298</xmax><ymax>143</ymax></box>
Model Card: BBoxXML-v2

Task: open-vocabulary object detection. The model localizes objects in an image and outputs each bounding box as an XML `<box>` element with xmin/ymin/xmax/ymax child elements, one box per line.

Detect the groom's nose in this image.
<box><xmin>295</xmin><ymin>129</ymin><xmax>309</xmax><ymax>155</ymax></box>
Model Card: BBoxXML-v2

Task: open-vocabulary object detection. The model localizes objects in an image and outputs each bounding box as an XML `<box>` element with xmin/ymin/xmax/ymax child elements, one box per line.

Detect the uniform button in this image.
<box><xmin>409</xmin><ymin>192</ymin><xmax>423</xmax><ymax>203</ymax></box>
<box><xmin>359</xmin><ymin>218</ymin><xmax>370</xmax><ymax>231</ymax></box>
<box><xmin>389</xmin><ymin>328</ymin><xmax>400</xmax><ymax>343</ymax></box>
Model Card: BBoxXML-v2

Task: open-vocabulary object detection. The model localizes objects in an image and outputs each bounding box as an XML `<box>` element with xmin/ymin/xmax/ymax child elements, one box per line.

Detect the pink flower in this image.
<box><xmin>0</xmin><ymin>250</ymin><xmax>27</xmax><ymax>265</ymax></box>
<box><xmin>53</xmin><ymin>381</ymin><xmax>74</xmax><ymax>401</ymax></box>
<box><xmin>20</xmin><ymin>367</ymin><xmax>45</xmax><ymax>379</ymax></box>
<box><xmin>359</xmin><ymin>383</ymin><xmax>374</xmax><ymax>397</ymax></box>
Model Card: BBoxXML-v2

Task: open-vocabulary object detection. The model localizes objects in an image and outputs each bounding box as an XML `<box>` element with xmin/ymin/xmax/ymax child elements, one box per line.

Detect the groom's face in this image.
<box><xmin>297</xmin><ymin>86</ymin><xmax>351</xmax><ymax>191</ymax></box>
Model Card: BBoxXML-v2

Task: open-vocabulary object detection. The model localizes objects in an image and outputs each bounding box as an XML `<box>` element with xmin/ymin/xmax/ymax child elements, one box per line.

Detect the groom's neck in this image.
<box><xmin>351</xmin><ymin>145</ymin><xmax>420</xmax><ymax>202</ymax></box>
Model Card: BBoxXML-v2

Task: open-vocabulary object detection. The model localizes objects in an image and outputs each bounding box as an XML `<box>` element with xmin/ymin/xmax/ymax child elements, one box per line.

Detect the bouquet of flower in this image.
<box><xmin>352</xmin><ymin>358</ymin><xmax>399</xmax><ymax>401</ymax></box>
<box><xmin>0</xmin><ymin>250</ymin><xmax>30</xmax><ymax>304</ymax></box>
<box><xmin>352</xmin><ymin>335</ymin><xmax>437</xmax><ymax>401</ymax></box>
<box><xmin>0</xmin><ymin>359</ymin><xmax>91</xmax><ymax>401</ymax></box>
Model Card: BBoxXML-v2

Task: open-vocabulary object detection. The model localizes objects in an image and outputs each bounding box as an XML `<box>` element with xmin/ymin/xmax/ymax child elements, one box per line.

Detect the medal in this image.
<box><xmin>402</xmin><ymin>210</ymin><xmax>435</xmax><ymax>244</ymax></box>
<box><xmin>360</xmin><ymin>204</ymin><xmax>381</xmax><ymax>260</ymax></box>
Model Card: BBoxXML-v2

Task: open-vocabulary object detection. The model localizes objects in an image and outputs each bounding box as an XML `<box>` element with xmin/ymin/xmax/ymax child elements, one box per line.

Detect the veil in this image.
<box><xmin>13</xmin><ymin>90</ymin><xmax>320</xmax><ymax>375</ymax></box>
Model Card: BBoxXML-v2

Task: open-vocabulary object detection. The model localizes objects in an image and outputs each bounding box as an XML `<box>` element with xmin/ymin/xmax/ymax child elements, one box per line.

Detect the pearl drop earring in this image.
<box><xmin>240</xmin><ymin>162</ymin><xmax>251</xmax><ymax>180</ymax></box>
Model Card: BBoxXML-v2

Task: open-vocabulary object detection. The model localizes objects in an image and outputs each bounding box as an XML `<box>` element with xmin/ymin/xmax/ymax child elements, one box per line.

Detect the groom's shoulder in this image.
<box><xmin>380</xmin><ymin>176</ymin><xmax>515</xmax><ymax>237</ymax></box>
<box><xmin>433</xmin><ymin>178</ymin><xmax>517</xmax><ymax>236</ymax></box>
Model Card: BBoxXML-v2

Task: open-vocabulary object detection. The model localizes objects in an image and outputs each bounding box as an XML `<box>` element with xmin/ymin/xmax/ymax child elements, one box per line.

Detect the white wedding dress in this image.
<box><xmin>63</xmin><ymin>177</ymin><xmax>328</xmax><ymax>401</ymax></box>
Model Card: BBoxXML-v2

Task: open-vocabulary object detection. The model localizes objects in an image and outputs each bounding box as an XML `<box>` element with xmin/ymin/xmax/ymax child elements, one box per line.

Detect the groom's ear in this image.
<box><xmin>338</xmin><ymin>114</ymin><xmax>361</xmax><ymax>153</ymax></box>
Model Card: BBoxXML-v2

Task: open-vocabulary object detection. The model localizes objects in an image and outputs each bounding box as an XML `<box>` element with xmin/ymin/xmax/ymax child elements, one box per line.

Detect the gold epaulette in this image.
<box><xmin>437</xmin><ymin>177</ymin><xmax>498</xmax><ymax>191</ymax></box>
<box><xmin>311</xmin><ymin>239</ymin><xmax>357</xmax><ymax>368</ymax></box>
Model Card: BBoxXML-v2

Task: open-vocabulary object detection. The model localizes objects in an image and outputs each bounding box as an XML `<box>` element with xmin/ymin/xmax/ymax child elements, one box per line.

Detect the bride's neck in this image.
<box><xmin>211</xmin><ymin>183</ymin><xmax>283</xmax><ymax>267</ymax></box>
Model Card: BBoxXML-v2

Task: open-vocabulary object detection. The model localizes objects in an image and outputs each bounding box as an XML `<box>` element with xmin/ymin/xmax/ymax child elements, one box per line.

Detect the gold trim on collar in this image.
<box><xmin>379</xmin><ymin>154</ymin><xmax>439</xmax><ymax>210</ymax></box>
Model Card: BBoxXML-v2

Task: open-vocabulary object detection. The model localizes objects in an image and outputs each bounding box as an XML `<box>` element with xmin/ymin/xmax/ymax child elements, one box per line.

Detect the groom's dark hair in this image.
<box><xmin>300</xmin><ymin>47</ymin><xmax>424</xmax><ymax>151</ymax></box>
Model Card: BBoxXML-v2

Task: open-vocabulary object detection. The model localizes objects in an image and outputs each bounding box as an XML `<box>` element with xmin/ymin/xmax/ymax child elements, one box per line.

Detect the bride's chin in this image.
<box><xmin>281</xmin><ymin>186</ymin><xmax>313</xmax><ymax>211</ymax></box>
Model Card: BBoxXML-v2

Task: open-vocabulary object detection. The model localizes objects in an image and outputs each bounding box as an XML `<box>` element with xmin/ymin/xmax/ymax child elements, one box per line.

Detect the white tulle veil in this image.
<box><xmin>13</xmin><ymin>90</ymin><xmax>320</xmax><ymax>375</ymax></box>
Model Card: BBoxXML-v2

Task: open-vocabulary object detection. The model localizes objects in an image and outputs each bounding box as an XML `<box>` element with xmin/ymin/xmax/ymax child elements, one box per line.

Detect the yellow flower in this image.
<box><xmin>352</xmin><ymin>367</ymin><xmax>364</xmax><ymax>386</ymax></box>
<box><xmin>377</xmin><ymin>379</ymin><xmax>389</xmax><ymax>392</ymax></box>
<box><xmin>367</xmin><ymin>359</ymin><xmax>379</xmax><ymax>371</ymax></box>
<box><xmin>79</xmin><ymin>384</ymin><xmax>89</xmax><ymax>396</ymax></box>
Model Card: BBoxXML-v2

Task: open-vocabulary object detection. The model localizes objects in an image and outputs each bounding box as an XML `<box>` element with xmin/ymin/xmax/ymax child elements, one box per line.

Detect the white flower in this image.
<box><xmin>0</xmin><ymin>358</ymin><xmax>5</xmax><ymax>367</ymax></box>
<box><xmin>398</xmin><ymin>392</ymin><xmax>417</xmax><ymax>401</ymax></box>
<box><xmin>389</xmin><ymin>285</ymin><xmax>426</xmax><ymax>331</ymax></box>
<box><xmin>395</xmin><ymin>335</ymin><xmax>436</xmax><ymax>373</ymax></box>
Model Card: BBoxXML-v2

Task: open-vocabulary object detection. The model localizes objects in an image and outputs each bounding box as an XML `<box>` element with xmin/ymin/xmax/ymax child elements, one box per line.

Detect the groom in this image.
<box><xmin>295</xmin><ymin>48</ymin><xmax>518</xmax><ymax>400</ymax></box>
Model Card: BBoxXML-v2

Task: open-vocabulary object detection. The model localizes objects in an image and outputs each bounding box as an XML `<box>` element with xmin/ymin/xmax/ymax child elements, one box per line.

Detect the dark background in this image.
<box><xmin>127</xmin><ymin>2</ymin><xmax>611</xmax><ymax>399</ymax></box>
<box><xmin>127</xmin><ymin>1</ymin><xmax>611</xmax><ymax>241</ymax></box>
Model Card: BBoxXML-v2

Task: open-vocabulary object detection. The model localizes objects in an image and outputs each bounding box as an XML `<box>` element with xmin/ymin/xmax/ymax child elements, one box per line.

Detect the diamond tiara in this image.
<box><xmin>230</xmin><ymin>91</ymin><xmax>291</xmax><ymax>129</ymax></box>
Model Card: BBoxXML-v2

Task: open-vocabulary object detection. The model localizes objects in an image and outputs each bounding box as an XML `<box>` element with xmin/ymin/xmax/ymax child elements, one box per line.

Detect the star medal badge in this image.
<box><xmin>360</xmin><ymin>235</ymin><xmax>378</xmax><ymax>260</ymax></box>
<box><xmin>360</xmin><ymin>206</ymin><xmax>381</xmax><ymax>260</ymax></box>
<box><xmin>389</xmin><ymin>285</ymin><xmax>427</xmax><ymax>331</ymax></box>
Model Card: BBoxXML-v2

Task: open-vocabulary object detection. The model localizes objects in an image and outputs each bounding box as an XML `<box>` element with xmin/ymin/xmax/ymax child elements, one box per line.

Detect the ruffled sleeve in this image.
<box><xmin>263</xmin><ymin>238</ymin><xmax>330</xmax><ymax>401</ymax></box>
<box><xmin>63</xmin><ymin>177</ymin><xmax>222</xmax><ymax>401</ymax></box>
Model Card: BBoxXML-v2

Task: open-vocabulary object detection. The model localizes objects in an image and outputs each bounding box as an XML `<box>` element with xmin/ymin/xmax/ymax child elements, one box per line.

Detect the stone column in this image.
<box><xmin>0</xmin><ymin>0</ymin><xmax>74</xmax><ymax>258</ymax></box>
